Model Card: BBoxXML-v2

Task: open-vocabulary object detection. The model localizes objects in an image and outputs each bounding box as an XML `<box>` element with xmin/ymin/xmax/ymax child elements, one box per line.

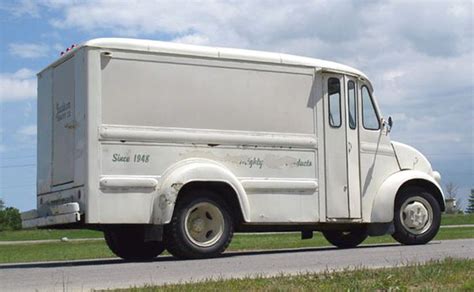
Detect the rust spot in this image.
<box><xmin>171</xmin><ymin>182</ymin><xmax>184</xmax><ymax>192</ymax></box>
<box><xmin>158</xmin><ymin>195</ymin><xmax>171</xmax><ymax>209</ymax></box>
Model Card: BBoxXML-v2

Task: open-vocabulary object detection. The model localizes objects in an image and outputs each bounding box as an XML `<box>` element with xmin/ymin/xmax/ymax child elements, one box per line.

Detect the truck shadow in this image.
<box><xmin>0</xmin><ymin>242</ymin><xmax>437</xmax><ymax>270</ymax></box>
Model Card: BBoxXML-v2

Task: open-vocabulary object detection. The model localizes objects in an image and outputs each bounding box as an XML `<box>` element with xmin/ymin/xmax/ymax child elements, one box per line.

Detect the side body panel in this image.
<box><xmin>87</xmin><ymin>49</ymin><xmax>321</xmax><ymax>224</ymax></box>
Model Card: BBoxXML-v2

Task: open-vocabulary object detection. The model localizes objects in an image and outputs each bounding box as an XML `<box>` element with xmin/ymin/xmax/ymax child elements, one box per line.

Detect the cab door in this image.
<box><xmin>324</xmin><ymin>74</ymin><xmax>361</xmax><ymax>219</ymax></box>
<box><xmin>324</xmin><ymin>74</ymin><xmax>348</xmax><ymax>218</ymax></box>
<box><xmin>345</xmin><ymin>76</ymin><xmax>361</xmax><ymax>218</ymax></box>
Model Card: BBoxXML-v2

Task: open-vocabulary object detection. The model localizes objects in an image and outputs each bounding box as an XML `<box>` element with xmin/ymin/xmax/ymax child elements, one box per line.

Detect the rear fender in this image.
<box><xmin>152</xmin><ymin>158</ymin><xmax>250</xmax><ymax>224</ymax></box>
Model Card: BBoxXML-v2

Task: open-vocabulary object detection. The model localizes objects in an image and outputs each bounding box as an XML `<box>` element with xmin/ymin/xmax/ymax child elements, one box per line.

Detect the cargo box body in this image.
<box><xmin>29</xmin><ymin>40</ymin><xmax>323</xmax><ymax>227</ymax></box>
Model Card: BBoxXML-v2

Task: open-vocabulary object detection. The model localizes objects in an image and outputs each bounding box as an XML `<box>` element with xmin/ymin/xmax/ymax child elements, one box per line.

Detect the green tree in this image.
<box><xmin>467</xmin><ymin>189</ymin><xmax>474</xmax><ymax>214</ymax></box>
<box><xmin>0</xmin><ymin>202</ymin><xmax>22</xmax><ymax>231</ymax></box>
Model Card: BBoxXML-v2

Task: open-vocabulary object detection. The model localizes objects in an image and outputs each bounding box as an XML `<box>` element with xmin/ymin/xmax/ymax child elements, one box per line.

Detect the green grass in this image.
<box><xmin>0</xmin><ymin>228</ymin><xmax>103</xmax><ymax>241</ymax></box>
<box><xmin>442</xmin><ymin>213</ymin><xmax>474</xmax><ymax>225</ymax></box>
<box><xmin>106</xmin><ymin>258</ymin><xmax>474</xmax><ymax>291</ymax></box>
<box><xmin>0</xmin><ymin>240</ymin><xmax>114</xmax><ymax>264</ymax></box>
<box><xmin>0</xmin><ymin>227</ymin><xmax>472</xmax><ymax>264</ymax></box>
<box><xmin>1</xmin><ymin>213</ymin><xmax>472</xmax><ymax>242</ymax></box>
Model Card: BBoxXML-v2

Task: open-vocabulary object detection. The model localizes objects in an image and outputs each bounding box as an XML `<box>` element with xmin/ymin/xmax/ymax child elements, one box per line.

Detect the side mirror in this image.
<box><xmin>382</xmin><ymin>116</ymin><xmax>393</xmax><ymax>133</ymax></box>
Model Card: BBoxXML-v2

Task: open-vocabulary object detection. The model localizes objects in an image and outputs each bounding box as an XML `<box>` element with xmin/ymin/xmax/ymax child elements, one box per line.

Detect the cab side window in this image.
<box><xmin>347</xmin><ymin>80</ymin><xmax>356</xmax><ymax>129</ymax></box>
<box><xmin>361</xmin><ymin>86</ymin><xmax>380</xmax><ymax>130</ymax></box>
<box><xmin>328</xmin><ymin>78</ymin><xmax>341</xmax><ymax>128</ymax></box>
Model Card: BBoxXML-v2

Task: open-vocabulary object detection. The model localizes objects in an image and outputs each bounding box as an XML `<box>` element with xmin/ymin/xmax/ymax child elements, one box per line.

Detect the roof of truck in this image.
<box><xmin>48</xmin><ymin>38</ymin><xmax>371</xmax><ymax>82</ymax></box>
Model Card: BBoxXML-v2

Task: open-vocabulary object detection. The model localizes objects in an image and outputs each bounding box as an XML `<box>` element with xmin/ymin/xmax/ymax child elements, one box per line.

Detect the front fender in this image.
<box><xmin>152</xmin><ymin>158</ymin><xmax>250</xmax><ymax>224</ymax></box>
<box><xmin>370</xmin><ymin>170</ymin><xmax>444</xmax><ymax>222</ymax></box>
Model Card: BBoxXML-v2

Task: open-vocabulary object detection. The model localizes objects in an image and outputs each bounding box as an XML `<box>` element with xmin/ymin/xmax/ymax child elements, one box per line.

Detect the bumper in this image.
<box><xmin>21</xmin><ymin>202</ymin><xmax>81</xmax><ymax>228</ymax></box>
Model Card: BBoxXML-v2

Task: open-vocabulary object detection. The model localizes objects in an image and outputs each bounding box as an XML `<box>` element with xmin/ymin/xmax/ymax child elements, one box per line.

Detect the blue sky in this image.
<box><xmin>0</xmin><ymin>0</ymin><xmax>472</xmax><ymax>211</ymax></box>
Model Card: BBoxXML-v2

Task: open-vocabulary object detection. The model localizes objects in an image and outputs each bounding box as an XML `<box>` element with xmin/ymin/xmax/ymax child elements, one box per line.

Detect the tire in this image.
<box><xmin>392</xmin><ymin>186</ymin><xmax>441</xmax><ymax>245</ymax></box>
<box><xmin>104</xmin><ymin>226</ymin><xmax>165</xmax><ymax>261</ymax></box>
<box><xmin>322</xmin><ymin>226</ymin><xmax>368</xmax><ymax>248</ymax></box>
<box><xmin>164</xmin><ymin>190</ymin><xmax>234</xmax><ymax>259</ymax></box>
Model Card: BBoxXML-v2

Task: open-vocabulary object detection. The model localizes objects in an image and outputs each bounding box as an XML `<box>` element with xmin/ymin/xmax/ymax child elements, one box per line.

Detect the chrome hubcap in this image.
<box><xmin>400</xmin><ymin>196</ymin><xmax>433</xmax><ymax>235</ymax></box>
<box><xmin>184</xmin><ymin>202</ymin><xmax>225</xmax><ymax>247</ymax></box>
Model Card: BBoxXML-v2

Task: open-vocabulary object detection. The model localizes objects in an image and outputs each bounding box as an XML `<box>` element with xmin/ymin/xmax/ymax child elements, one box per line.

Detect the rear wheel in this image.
<box><xmin>164</xmin><ymin>190</ymin><xmax>234</xmax><ymax>259</ymax></box>
<box><xmin>104</xmin><ymin>226</ymin><xmax>165</xmax><ymax>261</ymax></box>
<box><xmin>322</xmin><ymin>227</ymin><xmax>368</xmax><ymax>248</ymax></box>
<box><xmin>392</xmin><ymin>186</ymin><xmax>441</xmax><ymax>245</ymax></box>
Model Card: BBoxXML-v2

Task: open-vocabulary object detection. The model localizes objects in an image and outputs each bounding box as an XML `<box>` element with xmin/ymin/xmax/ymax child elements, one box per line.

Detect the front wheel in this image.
<box><xmin>164</xmin><ymin>190</ymin><xmax>234</xmax><ymax>259</ymax></box>
<box><xmin>322</xmin><ymin>227</ymin><xmax>368</xmax><ymax>248</ymax></box>
<box><xmin>392</xmin><ymin>187</ymin><xmax>441</xmax><ymax>245</ymax></box>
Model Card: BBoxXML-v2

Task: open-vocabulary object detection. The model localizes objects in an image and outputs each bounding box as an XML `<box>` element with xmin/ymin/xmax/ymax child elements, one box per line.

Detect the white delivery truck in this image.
<box><xmin>22</xmin><ymin>38</ymin><xmax>444</xmax><ymax>260</ymax></box>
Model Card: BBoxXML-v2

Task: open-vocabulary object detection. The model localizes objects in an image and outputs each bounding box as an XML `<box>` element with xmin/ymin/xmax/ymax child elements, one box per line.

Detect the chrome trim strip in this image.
<box><xmin>100</xmin><ymin>125</ymin><xmax>317</xmax><ymax>149</ymax></box>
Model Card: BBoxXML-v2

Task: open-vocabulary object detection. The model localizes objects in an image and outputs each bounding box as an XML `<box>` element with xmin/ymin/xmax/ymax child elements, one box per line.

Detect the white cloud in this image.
<box><xmin>172</xmin><ymin>34</ymin><xmax>210</xmax><ymax>46</ymax></box>
<box><xmin>0</xmin><ymin>127</ymin><xmax>6</xmax><ymax>153</ymax></box>
<box><xmin>9</xmin><ymin>43</ymin><xmax>50</xmax><ymax>59</ymax></box>
<box><xmin>0</xmin><ymin>69</ymin><xmax>37</xmax><ymax>102</ymax></box>
<box><xmin>23</xmin><ymin>102</ymin><xmax>34</xmax><ymax>119</ymax></box>
<box><xmin>18</xmin><ymin>125</ymin><xmax>37</xmax><ymax>137</ymax></box>
<box><xmin>11</xmin><ymin>68</ymin><xmax>35</xmax><ymax>79</ymax></box>
<box><xmin>16</xmin><ymin>124</ymin><xmax>37</xmax><ymax>148</ymax></box>
<box><xmin>0</xmin><ymin>0</ymin><xmax>40</xmax><ymax>17</ymax></box>
<box><xmin>0</xmin><ymin>0</ymin><xmax>70</xmax><ymax>17</ymax></box>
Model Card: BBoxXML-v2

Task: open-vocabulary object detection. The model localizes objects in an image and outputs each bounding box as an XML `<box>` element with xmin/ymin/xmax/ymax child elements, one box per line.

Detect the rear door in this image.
<box><xmin>52</xmin><ymin>58</ymin><xmax>75</xmax><ymax>186</ymax></box>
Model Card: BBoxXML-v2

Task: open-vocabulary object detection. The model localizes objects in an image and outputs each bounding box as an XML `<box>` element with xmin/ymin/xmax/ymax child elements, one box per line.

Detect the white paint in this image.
<box><xmin>26</xmin><ymin>38</ymin><xmax>444</xmax><ymax>231</ymax></box>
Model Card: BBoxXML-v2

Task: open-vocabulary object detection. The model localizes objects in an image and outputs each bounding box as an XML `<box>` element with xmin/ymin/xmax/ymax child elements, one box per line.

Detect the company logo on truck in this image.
<box><xmin>55</xmin><ymin>101</ymin><xmax>71</xmax><ymax>122</ymax></box>
<box><xmin>239</xmin><ymin>157</ymin><xmax>312</xmax><ymax>169</ymax></box>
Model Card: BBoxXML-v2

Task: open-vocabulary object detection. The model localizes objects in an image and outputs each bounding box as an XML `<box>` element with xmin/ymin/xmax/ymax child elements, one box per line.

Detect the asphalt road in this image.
<box><xmin>1</xmin><ymin>238</ymin><xmax>473</xmax><ymax>291</ymax></box>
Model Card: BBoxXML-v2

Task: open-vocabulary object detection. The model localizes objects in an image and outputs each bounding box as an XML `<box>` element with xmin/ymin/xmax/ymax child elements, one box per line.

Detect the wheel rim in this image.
<box><xmin>184</xmin><ymin>202</ymin><xmax>225</xmax><ymax>247</ymax></box>
<box><xmin>400</xmin><ymin>196</ymin><xmax>433</xmax><ymax>235</ymax></box>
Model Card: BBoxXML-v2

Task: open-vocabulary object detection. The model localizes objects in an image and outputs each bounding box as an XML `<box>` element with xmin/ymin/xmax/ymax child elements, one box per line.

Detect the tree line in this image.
<box><xmin>0</xmin><ymin>198</ymin><xmax>22</xmax><ymax>231</ymax></box>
